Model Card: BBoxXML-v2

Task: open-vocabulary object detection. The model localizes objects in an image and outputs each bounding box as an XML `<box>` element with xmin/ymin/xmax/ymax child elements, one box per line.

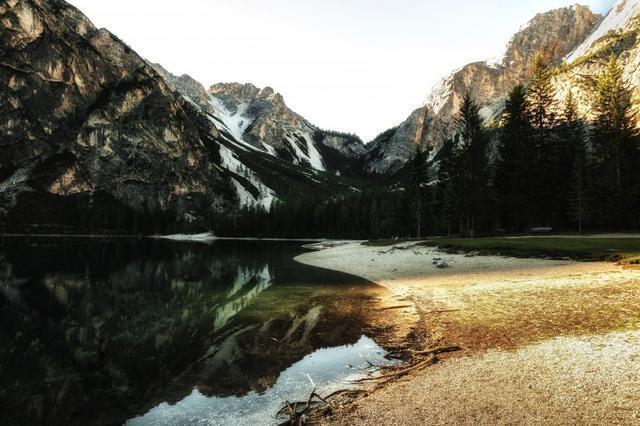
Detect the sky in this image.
<box><xmin>67</xmin><ymin>0</ymin><xmax>615</xmax><ymax>142</ymax></box>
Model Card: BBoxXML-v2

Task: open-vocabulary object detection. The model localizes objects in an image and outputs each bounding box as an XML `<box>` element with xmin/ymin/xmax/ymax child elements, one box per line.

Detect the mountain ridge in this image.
<box><xmin>364</xmin><ymin>3</ymin><xmax>603</xmax><ymax>174</ymax></box>
<box><xmin>3</xmin><ymin>0</ymin><xmax>640</xmax><ymax>234</ymax></box>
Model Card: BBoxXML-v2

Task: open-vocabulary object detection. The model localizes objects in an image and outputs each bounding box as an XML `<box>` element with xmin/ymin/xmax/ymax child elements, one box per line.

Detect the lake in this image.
<box><xmin>0</xmin><ymin>237</ymin><xmax>396</xmax><ymax>425</ymax></box>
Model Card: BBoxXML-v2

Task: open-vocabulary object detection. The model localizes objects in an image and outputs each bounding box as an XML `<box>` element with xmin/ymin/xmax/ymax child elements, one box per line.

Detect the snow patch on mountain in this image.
<box><xmin>208</xmin><ymin>96</ymin><xmax>252</xmax><ymax>143</ymax></box>
<box><xmin>566</xmin><ymin>0</ymin><xmax>640</xmax><ymax>62</ymax></box>
<box><xmin>218</xmin><ymin>144</ymin><xmax>276</xmax><ymax>211</ymax></box>
<box><xmin>284</xmin><ymin>129</ymin><xmax>325</xmax><ymax>171</ymax></box>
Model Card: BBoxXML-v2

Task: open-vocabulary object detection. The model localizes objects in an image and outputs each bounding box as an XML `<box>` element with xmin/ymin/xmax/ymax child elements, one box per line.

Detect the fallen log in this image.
<box><xmin>354</xmin><ymin>355</ymin><xmax>438</xmax><ymax>382</ymax></box>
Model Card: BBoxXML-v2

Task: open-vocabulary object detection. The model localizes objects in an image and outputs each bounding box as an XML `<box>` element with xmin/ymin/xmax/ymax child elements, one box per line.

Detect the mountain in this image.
<box><xmin>365</xmin><ymin>4</ymin><xmax>602</xmax><ymax>174</ymax></box>
<box><xmin>4</xmin><ymin>0</ymin><xmax>640</xmax><ymax>234</ymax></box>
<box><xmin>152</xmin><ymin>64</ymin><xmax>367</xmax><ymax>176</ymax></box>
<box><xmin>0</xmin><ymin>0</ymin><xmax>235</xmax><ymax>233</ymax></box>
<box><xmin>208</xmin><ymin>82</ymin><xmax>367</xmax><ymax>175</ymax></box>
<box><xmin>0</xmin><ymin>0</ymin><xmax>361</xmax><ymax>234</ymax></box>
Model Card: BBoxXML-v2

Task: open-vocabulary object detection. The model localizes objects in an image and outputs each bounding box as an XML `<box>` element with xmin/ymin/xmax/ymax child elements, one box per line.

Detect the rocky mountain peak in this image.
<box><xmin>149</xmin><ymin>64</ymin><xmax>366</xmax><ymax>175</ymax></box>
<box><xmin>498</xmin><ymin>4</ymin><xmax>601</xmax><ymax>75</ymax></box>
<box><xmin>208</xmin><ymin>82</ymin><xmax>285</xmax><ymax>113</ymax></box>
<box><xmin>426</xmin><ymin>4</ymin><xmax>601</xmax><ymax>118</ymax></box>
<box><xmin>364</xmin><ymin>3</ymin><xmax>602</xmax><ymax>175</ymax></box>
<box><xmin>206</xmin><ymin>81</ymin><xmax>366</xmax><ymax>173</ymax></box>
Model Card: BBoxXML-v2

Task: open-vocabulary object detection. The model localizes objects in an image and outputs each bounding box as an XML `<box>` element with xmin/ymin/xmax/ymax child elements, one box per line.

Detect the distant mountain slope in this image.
<box><xmin>364</xmin><ymin>4</ymin><xmax>602</xmax><ymax>175</ymax></box>
<box><xmin>208</xmin><ymin>82</ymin><xmax>367</xmax><ymax>176</ymax></box>
<box><xmin>152</xmin><ymin>64</ymin><xmax>367</xmax><ymax>176</ymax></box>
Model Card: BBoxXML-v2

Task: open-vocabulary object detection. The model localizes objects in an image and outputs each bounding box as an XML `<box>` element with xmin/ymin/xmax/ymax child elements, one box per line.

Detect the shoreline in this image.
<box><xmin>294</xmin><ymin>241</ymin><xmax>640</xmax><ymax>424</ymax></box>
<box><xmin>0</xmin><ymin>233</ymin><xmax>351</xmax><ymax>243</ymax></box>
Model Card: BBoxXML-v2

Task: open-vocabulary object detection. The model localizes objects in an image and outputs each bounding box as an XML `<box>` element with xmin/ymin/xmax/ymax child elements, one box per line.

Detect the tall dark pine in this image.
<box><xmin>590</xmin><ymin>54</ymin><xmax>637</xmax><ymax>228</ymax></box>
<box><xmin>407</xmin><ymin>145</ymin><xmax>429</xmax><ymax>238</ymax></box>
<box><xmin>562</xmin><ymin>91</ymin><xmax>588</xmax><ymax>232</ymax></box>
<box><xmin>527</xmin><ymin>52</ymin><xmax>556</xmax><ymax>224</ymax></box>
<box><xmin>435</xmin><ymin>136</ymin><xmax>462</xmax><ymax>237</ymax></box>
<box><xmin>495</xmin><ymin>84</ymin><xmax>532</xmax><ymax>231</ymax></box>
<box><xmin>455</xmin><ymin>92</ymin><xmax>490</xmax><ymax>237</ymax></box>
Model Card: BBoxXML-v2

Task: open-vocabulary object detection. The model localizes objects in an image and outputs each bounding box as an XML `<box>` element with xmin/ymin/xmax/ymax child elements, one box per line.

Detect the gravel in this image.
<box><xmin>295</xmin><ymin>241</ymin><xmax>640</xmax><ymax>424</ymax></box>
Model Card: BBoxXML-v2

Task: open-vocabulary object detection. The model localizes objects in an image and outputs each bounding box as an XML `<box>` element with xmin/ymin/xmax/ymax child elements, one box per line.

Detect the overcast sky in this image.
<box><xmin>68</xmin><ymin>0</ymin><xmax>614</xmax><ymax>141</ymax></box>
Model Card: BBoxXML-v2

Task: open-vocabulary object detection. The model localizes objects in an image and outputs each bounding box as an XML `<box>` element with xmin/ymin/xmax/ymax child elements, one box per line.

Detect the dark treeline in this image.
<box><xmin>226</xmin><ymin>53</ymin><xmax>640</xmax><ymax>239</ymax></box>
<box><xmin>218</xmin><ymin>189</ymin><xmax>416</xmax><ymax>239</ymax></box>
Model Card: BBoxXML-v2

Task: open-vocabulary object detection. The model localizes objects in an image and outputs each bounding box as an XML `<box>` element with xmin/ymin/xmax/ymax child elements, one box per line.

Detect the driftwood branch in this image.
<box><xmin>379</xmin><ymin>304</ymin><xmax>413</xmax><ymax>311</ymax></box>
<box><xmin>385</xmin><ymin>344</ymin><xmax>461</xmax><ymax>360</ymax></box>
<box><xmin>423</xmin><ymin>309</ymin><xmax>461</xmax><ymax>314</ymax></box>
<box><xmin>277</xmin><ymin>378</ymin><xmax>369</xmax><ymax>425</ymax></box>
<box><xmin>354</xmin><ymin>354</ymin><xmax>439</xmax><ymax>382</ymax></box>
<box><xmin>277</xmin><ymin>388</ymin><xmax>329</xmax><ymax>425</ymax></box>
<box><xmin>277</xmin><ymin>345</ymin><xmax>461</xmax><ymax>424</ymax></box>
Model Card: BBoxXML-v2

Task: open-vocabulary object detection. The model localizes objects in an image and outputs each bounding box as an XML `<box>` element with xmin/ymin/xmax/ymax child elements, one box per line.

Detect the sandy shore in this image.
<box><xmin>295</xmin><ymin>241</ymin><xmax>640</xmax><ymax>424</ymax></box>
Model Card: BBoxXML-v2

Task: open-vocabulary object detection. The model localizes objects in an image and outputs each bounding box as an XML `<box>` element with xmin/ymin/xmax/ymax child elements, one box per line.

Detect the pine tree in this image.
<box><xmin>563</xmin><ymin>90</ymin><xmax>588</xmax><ymax>232</ymax></box>
<box><xmin>527</xmin><ymin>52</ymin><xmax>557</xmax><ymax>225</ymax></box>
<box><xmin>528</xmin><ymin>52</ymin><xmax>556</xmax><ymax>131</ymax></box>
<box><xmin>495</xmin><ymin>84</ymin><xmax>532</xmax><ymax>231</ymax></box>
<box><xmin>407</xmin><ymin>145</ymin><xmax>429</xmax><ymax>238</ymax></box>
<box><xmin>590</xmin><ymin>54</ymin><xmax>636</xmax><ymax>228</ymax></box>
<box><xmin>435</xmin><ymin>136</ymin><xmax>461</xmax><ymax>237</ymax></box>
<box><xmin>455</xmin><ymin>92</ymin><xmax>490</xmax><ymax>237</ymax></box>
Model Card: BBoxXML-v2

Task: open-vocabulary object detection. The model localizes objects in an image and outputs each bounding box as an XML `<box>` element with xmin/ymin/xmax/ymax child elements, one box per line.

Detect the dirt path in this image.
<box><xmin>295</xmin><ymin>241</ymin><xmax>640</xmax><ymax>424</ymax></box>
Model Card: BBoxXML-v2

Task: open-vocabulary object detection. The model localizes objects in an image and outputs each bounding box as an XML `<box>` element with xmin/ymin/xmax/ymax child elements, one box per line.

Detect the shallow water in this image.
<box><xmin>130</xmin><ymin>336</ymin><xmax>388</xmax><ymax>426</ymax></box>
<box><xmin>0</xmin><ymin>237</ymin><xmax>391</xmax><ymax>425</ymax></box>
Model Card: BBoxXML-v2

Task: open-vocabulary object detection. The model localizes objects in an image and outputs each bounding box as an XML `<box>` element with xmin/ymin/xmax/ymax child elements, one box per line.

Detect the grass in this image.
<box><xmin>420</xmin><ymin>236</ymin><xmax>640</xmax><ymax>264</ymax></box>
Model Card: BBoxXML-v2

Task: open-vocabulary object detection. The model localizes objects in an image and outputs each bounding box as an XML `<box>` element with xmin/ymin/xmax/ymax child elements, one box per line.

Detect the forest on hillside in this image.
<box><xmin>227</xmin><ymin>53</ymin><xmax>640</xmax><ymax>239</ymax></box>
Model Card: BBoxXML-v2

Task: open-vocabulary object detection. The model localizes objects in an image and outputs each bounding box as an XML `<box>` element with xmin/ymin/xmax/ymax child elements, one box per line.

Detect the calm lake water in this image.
<box><xmin>0</xmin><ymin>237</ymin><xmax>392</xmax><ymax>425</ymax></box>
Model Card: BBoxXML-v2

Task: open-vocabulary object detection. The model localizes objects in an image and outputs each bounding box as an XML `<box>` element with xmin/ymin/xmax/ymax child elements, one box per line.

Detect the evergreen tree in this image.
<box><xmin>527</xmin><ymin>52</ymin><xmax>557</xmax><ymax>224</ymax></box>
<box><xmin>407</xmin><ymin>145</ymin><xmax>429</xmax><ymax>238</ymax></box>
<box><xmin>455</xmin><ymin>92</ymin><xmax>490</xmax><ymax>237</ymax></box>
<box><xmin>495</xmin><ymin>84</ymin><xmax>533</xmax><ymax>231</ymax></box>
<box><xmin>528</xmin><ymin>52</ymin><xmax>556</xmax><ymax>131</ymax></box>
<box><xmin>435</xmin><ymin>136</ymin><xmax>461</xmax><ymax>237</ymax></box>
<box><xmin>590</xmin><ymin>54</ymin><xmax>637</xmax><ymax>228</ymax></box>
<box><xmin>562</xmin><ymin>90</ymin><xmax>588</xmax><ymax>232</ymax></box>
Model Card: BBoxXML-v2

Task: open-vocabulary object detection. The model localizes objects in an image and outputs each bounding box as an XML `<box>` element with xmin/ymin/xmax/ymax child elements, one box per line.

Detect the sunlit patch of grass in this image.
<box><xmin>362</xmin><ymin>239</ymin><xmax>414</xmax><ymax>247</ymax></box>
<box><xmin>421</xmin><ymin>236</ymin><xmax>640</xmax><ymax>264</ymax></box>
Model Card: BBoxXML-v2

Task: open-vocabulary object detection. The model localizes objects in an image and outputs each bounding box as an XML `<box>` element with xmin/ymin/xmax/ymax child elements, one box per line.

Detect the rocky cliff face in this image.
<box><xmin>365</xmin><ymin>4</ymin><xmax>602</xmax><ymax>175</ymax></box>
<box><xmin>0</xmin><ymin>0</ymin><xmax>239</xmax><ymax>232</ymax></box>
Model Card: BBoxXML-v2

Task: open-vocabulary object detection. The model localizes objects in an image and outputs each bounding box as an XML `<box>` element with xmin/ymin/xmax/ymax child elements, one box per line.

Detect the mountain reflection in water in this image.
<box><xmin>0</xmin><ymin>238</ymin><xmax>390</xmax><ymax>426</ymax></box>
